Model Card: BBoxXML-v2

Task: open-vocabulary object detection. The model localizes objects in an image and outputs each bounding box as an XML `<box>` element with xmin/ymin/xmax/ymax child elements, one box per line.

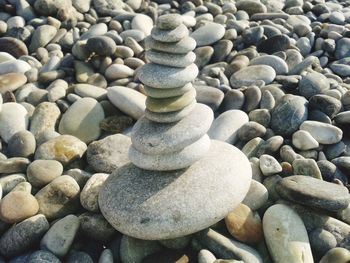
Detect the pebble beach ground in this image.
<box><xmin>0</xmin><ymin>0</ymin><xmax>350</xmax><ymax>262</ymax></box>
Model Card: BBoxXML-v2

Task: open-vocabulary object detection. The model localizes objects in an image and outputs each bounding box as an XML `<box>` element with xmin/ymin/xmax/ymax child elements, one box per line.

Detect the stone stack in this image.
<box><xmin>99</xmin><ymin>14</ymin><xmax>252</xmax><ymax>240</ymax></box>
<box><xmin>129</xmin><ymin>14</ymin><xmax>213</xmax><ymax>171</ymax></box>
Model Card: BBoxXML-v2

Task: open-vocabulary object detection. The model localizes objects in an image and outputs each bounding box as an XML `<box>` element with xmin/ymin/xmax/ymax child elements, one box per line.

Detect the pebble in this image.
<box><xmin>27</xmin><ymin>159</ymin><xmax>63</xmax><ymax>188</ymax></box>
<box><xmin>138</xmin><ymin>63</ymin><xmax>198</xmax><ymax>89</ymax></box>
<box><xmin>225</xmin><ymin>203</ymin><xmax>263</xmax><ymax>244</ymax></box>
<box><xmin>0</xmin><ymin>191</ymin><xmax>39</xmax><ymax>224</ymax></box>
<box><xmin>146</xmin><ymin>50</ymin><xmax>196</xmax><ymax>68</ymax></box>
<box><xmin>87</xmin><ymin>134</ymin><xmax>131</xmax><ymax>173</ymax></box>
<box><xmin>263</xmin><ymin>204</ymin><xmax>313</xmax><ymax>263</ymax></box>
<box><xmin>86</xmin><ymin>36</ymin><xmax>117</xmax><ymax>56</ymax></box>
<box><xmin>190</xmin><ymin>22</ymin><xmax>225</xmax><ymax>47</ymax></box>
<box><xmin>107</xmin><ymin>86</ymin><xmax>146</xmax><ymax>120</ymax></box>
<box><xmin>40</xmin><ymin>215</ymin><xmax>80</xmax><ymax>257</ymax></box>
<box><xmin>145</xmin><ymin>35</ymin><xmax>196</xmax><ymax>54</ymax></box>
<box><xmin>250</xmin><ymin>55</ymin><xmax>289</xmax><ymax>75</ymax></box>
<box><xmin>131</xmin><ymin>14</ymin><xmax>153</xmax><ymax>36</ymax></box>
<box><xmin>300</xmin><ymin>121</ymin><xmax>343</xmax><ymax>145</ymax></box>
<box><xmin>0</xmin><ymin>157</ymin><xmax>30</xmax><ymax>174</ymax></box>
<box><xmin>292</xmin><ymin>159</ymin><xmax>322</xmax><ymax>179</ymax></box>
<box><xmin>309</xmin><ymin>228</ymin><xmax>337</xmax><ymax>259</ymax></box>
<box><xmin>299</xmin><ymin>72</ymin><xmax>330</xmax><ymax>99</ymax></box>
<box><xmin>59</xmin><ymin>97</ymin><xmax>105</xmax><ymax>143</ymax></box>
<box><xmin>257</xmin><ymin>35</ymin><xmax>291</xmax><ymax>54</ymax></box>
<box><xmin>230</xmin><ymin>65</ymin><xmax>276</xmax><ymax>88</ymax></box>
<box><xmin>7</xmin><ymin>130</ymin><xmax>36</xmax><ymax>158</ymax></box>
<box><xmin>276</xmin><ymin>175</ymin><xmax>350</xmax><ymax>212</ymax></box>
<box><xmin>270</xmin><ymin>94</ymin><xmax>308</xmax><ymax>136</ymax></box>
<box><xmin>80</xmin><ymin>173</ymin><xmax>109</xmax><ymax>212</ymax></box>
<box><xmin>0</xmin><ymin>73</ymin><xmax>27</xmax><ymax>94</ymax></box>
<box><xmin>29</xmin><ymin>25</ymin><xmax>57</xmax><ymax>52</ymax></box>
<box><xmin>259</xmin><ymin>154</ymin><xmax>282</xmax><ymax>176</ymax></box>
<box><xmin>292</xmin><ymin>130</ymin><xmax>319</xmax><ymax>150</ymax></box>
<box><xmin>208</xmin><ymin>110</ymin><xmax>249</xmax><ymax>144</ymax></box>
<box><xmin>132</xmin><ymin>104</ymin><xmax>213</xmax><ymax>154</ymax></box>
<box><xmin>151</xmin><ymin>24</ymin><xmax>188</xmax><ymax>43</ymax></box>
<box><xmin>0</xmin><ymin>102</ymin><xmax>28</xmax><ymax>143</ymax></box>
<box><xmin>105</xmin><ymin>64</ymin><xmax>134</xmax><ymax>80</ymax></box>
<box><xmin>99</xmin><ymin>140</ymin><xmax>252</xmax><ymax>239</ymax></box>
<box><xmin>35</xmin><ymin>175</ymin><xmax>80</xmax><ymax>220</ymax></box>
<box><xmin>242</xmin><ymin>180</ymin><xmax>269</xmax><ymax>211</ymax></box>
<box><xmin>0</xmin><ymin>214</ymin><xmax>49</xmax><ymax>258</ymax></box>
<box><xmin>320</xmin><ymin>248</ymin><xmax>350</xmax><ymax>263</ymax></box>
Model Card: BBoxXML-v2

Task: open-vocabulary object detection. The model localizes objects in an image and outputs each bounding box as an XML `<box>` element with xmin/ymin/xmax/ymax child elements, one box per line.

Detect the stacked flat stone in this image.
<box><xmin>129</xmin><ymin>14</ymin><xmax>214</xmax><ymax>171</ymax></box>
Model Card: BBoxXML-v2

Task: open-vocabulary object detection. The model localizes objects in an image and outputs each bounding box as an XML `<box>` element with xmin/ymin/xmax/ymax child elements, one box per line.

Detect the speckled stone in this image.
<box><xmin>99</xmin><ymin>140</ymin><xmax>252</xmax><ymax>240</ymax></box>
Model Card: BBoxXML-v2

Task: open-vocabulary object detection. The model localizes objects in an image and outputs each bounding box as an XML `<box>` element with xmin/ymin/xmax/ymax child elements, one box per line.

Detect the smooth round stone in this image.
<box><xmin>146</xmin><ymin>50</ymin><xmax>196</xmax><ymax>68</ymax></box>
<box><xmin>132</xmin><ymin>103</ymin><xmax>213</xmax><ymax>155</ymax></box>
<box><xmin>129</xmin><ymin>135</ymin><xmax>211</xmax><ymax>171</ymax></box>
<box><xmin>0</xmin><ymin>37</ymin><xmax>28</xmax><ymax>58</ymax></box>
<box><xmin>35</xmin><ymin>135</ymin><xmax>87</xmax><ymax>165</ymax></box>
<box><xmin>0</xmin><ymin>52</ymin><xmax>15</xmax><ymax>63</ymax></box>
<box><xmin>0</xmin><ymin>73</ymin><xmax>27</xmax><ymax>94</ymax></box>
<box><xmin>40</xmin><ymin>215</ymin><xmax>80</xmax><ymax>257</ymax></box>
<box><xmin>144</xmin><ymin>83</ymin><xmax>193</xmax><ymax>99</ymax></box>
<box><xmin>225</xmin><ymin>203</ymin><xmax>263</xmax><ymax>244</ymax></box>
<box><xmin>86</xmin><ymin>36</ymin><xmax>117</xmax><ymax>56</ymax></box>
<box><xmin>299</xmin><ymin>72</ymin><xmax>330</xmax><ymax>99</ymax></box>
<box><xmin>335</xmin><ymin>111</ymin><xmax>350</xmax><ymax>124</ymax></box>
<box><xmin>237</xmin><ymin>121</ymin><xmax>266</xmax><ymax>142</ymax></box>
<box><xmin>7</xmin><ymin>130</ymin><xmax>36</xmax><ymax>158</ymax></box>
<box><xmin>230</xmin><ymin>65</ymin><xmax>276</xmax><ymax>88</ymax></box>
<box><xmin>131</xmin><ymin>14</ymin><xmax>153</xmax><ymax>36</ymax></box>
<box><xmin>242</xmin><ymin>180</ymin><xmax>269</xmax><ymax>211</ymax></box>
<box><xmin>80</xmin><ymin>173</ymin><xmax>109</xmax><ymax>212</ymax></box>
<box><xmin>120</xmin><ymin>29</ymin><xmax>146</xmax><ymax>42</ymax></box>
<box><xmin>74</xmin><ymin>84</ymin><xmax>107</xmax><ymax>100</ymax></box>
<box><xmin>156</xmin><ymin>14</ymin><xmax>183</xmax><ymax>30</ymax></box>
<box><xmin>144</xmin><ymin>100</ymin><xmax>196</xmax><ymax>123</ymax></box>
<box><xmin>29</xmin><ymin>25</ymin><xmax>57</xmax><ymax>52</ymax></box>
<box><xmin>0</xmin><ymin>60</ymin><xmax>31</xmax><ymax>75</ymax></box>
<box><xmin>105</xmin><ymin>64</ymin><xmax>134</xmax><ymax>80</ymax></box>
<box><xmin>0</xmin><ymin>215</ymin><xmax>49</xmax><ymax>258</ymax></box>
<box><xmin>292</xmin><ymin>159</ymin><xmax>322</xmax><ymax>179</ymax></box>
<box><xmin>28</xmin><ymin>250</ymin><xmax>61</xmax><ymax>263</ymax></box>
<box><xmin>300</xmin><ymin>121</ymin><xmax>343</xmax><ymax>145</ymax></box>
<box><xmin>195</xmin><ymin>85</ymin><xmax>224</xmax><ymax>111</ymax></box>
<box><xmin>107</xmin><ymin>86</ymin><xmax>146</xmax><ymax>120</ymax></box>
<box><xmin>0</xmin><ymin>157</ymin><xmax>30</xmax><ymax>174</ymax></box>
<box><xmin>79</xmin><ymin>212</ymin><xmax>116</xmax><ymax>243</ymax></box>
<box><xmin>208</xmin><ymin>110</ymin><xmax>249</xmax><ymax>144</ymax></box>
<box><xmin>99</xmin><ymin>140</ymin><xmax>252</xmax><ymax>240</ymax></box>
<box><xmin>59</xmin><ymin>98</ymin><xmax>104</xmax><ymax>143</ymax></box>
<box><xmin>27</xmin><ymin>160</ymin><xmax>63</xmax><ymax>188</ymax></box>
<box><xmin>87</xmin><ymin>134</ymin><xmax>131</xmax><ymax>173</ymax></box>
<box><xmin>138</xmin><ymin>63</ymin><xmax>198</xmax><ymax>89</ymax></box>
<box><xmin>145</xmin><ymin>35</ymin><xmax>196</xmax><ymax>54</ymax></box>
<box><xmin>236</xmin><ymin>0</ymin><xmax>267</xmax><ymax>15</ymax></box>
<box><xmin>190</xmin><ymin>22</ymin><xmax>225</xmax><ymax>47</ymax></box>
<box><xmin>292</xmin><ymin>130</ymin><xmax>319</xmax><ymax>150</ymax></box>
<box><xmin>0</xmin><ymin>191</ymin><xmax>39</xmax><ymax>224</ymax></box>
<box><xmin>309</xmin><ymin>94</ymin><xmax>342</xmax><ymax>118</ymax></box>
<box><xmin>35</xmin><ymin>175</ymin><xmax>80</xmax><ymax>220</ymax></box>
<box><xmin>151</xmin><ymin>24</ymin><xmax>189</xmax><ymax>43</ymax></box>
<box><xmin>259</xmin><ymin>154</ymin><xmax>282</xmax><ymax>176</ymax></box>
<box><xmin>270</xmin><ymin>94</ymin><xmax>308</xmax><ymax>137</ymax></box>
<box><xmin>0</xmin><ymin>102</ymin><xmax>28</xmax><ymax>143</ymax></box>
<box><xmin>146</xmin><ymin>88</ymin><xmax>196</xmax><ymax>113</ymax></box>
<box><xmin>250</xmin><ymin>55</ymin><xmax>288</xmax><ymax>75</ymax></box>
<box><xmin>257</xmin><ymin>35</ymin><xmax>291</xmax><ymax>54</ymax></box>
<box><xmin>320</xmin><ymin>248</ymin><xmax>350</xmax><ymax>263</ymax></box>
<box><xmin>263</xmin><ymin>204</ymin><xmax>313</xmax><ymax>263</ymax></box>
<box><xmin>198</xmin><ymin>250</ymin><xmax>217</xmax><ymax>263</ymax></box>
<box><xmin>335</xmin><ymin>38</ymin><xmax>350</xmax><ymax>60</ymax></box>
<box><xmin>276</xmin><ymin>175</ymin><xmax>350</xmax><ymax>212</ymax></box>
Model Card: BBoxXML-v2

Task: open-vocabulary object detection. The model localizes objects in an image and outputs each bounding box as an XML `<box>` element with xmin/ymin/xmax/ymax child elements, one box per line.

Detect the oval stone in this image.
<box><xmin>190</xmin><ymin>22</ymin><xmax>225</xmax><ymax>47</ymax></box>
<box><xmin>263</xmin><ymin>204</ymin><xmax>313</xmax><ymax>263</ymax></box>
<box><xmin>250</xmin><ymin>55</ymin><xmax>289</xmax><ymax>75</ymax></box>
<box><xmin>59</xmin><ymin>98</ymin><xmax>104</xmax><ymax>143</ymax></box>
<box><xmin>230</xmin><ymin>65</ymin><xmax>276</xmax><ymax>88</ymax></box>
<box><xmin>132</xmin><ymin>103</ymin><xmax>213</xmax><ymax>154</ymax></box>
<box><xmin>129</xmin><ymin>135</ymin><xmax>211</xmax><ymax>171</ymax></box>
<box><xmin>276</xmin><ymin>175</ymin><xmax>350</xmax><ymax>212</ymax></box>
<box><xmin>145</xmin><ymin>36</ymin><xmax>196</xmax><ymax>54</ymax></box>
<box><xmin>99</xmin><ymin>140</ymin><xmax>252</xmax><ymax>240</ymax></box>
<box><xmin>138</xmin><ymin>63</ymin><xmax>198</xmax><ymax>89</ymax></box>
<box><xmin>151</xmin><ymin>24</ymin><xmax>189</xmax><ymax>43</ymax></box>
<box><xmin>144</xmin><ymin>83</ymin><xmax>193</xmax><ymax>99</ymax></box>
<box><xmin>300</xmin><ymin>121</ymin><xmax>343</xmax><ymax>145</ymax></box>
<box><xmin>146</xmin><ymin>50</ymin><xmax>196</xmax><ymax>68</ymax></box>
<box><xmin>146</xmin><ymin>87</ymin><xmax>196</xmax><ymax>113</ymax></box>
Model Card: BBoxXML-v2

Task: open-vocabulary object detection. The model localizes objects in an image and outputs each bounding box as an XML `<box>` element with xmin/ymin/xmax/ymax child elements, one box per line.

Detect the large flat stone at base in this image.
<box><xmin>99</xmin><ymin>140</ymin><xmax>252</xmax><ymax>240</ymax></box>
